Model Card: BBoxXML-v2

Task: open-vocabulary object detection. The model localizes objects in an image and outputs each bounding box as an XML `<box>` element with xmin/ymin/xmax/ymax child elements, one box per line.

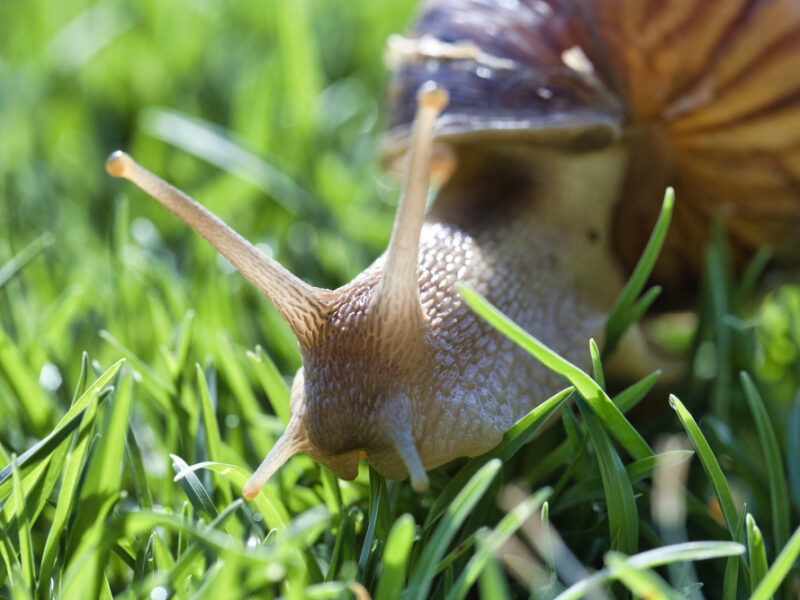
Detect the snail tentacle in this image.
<box><xmin>370</xmin><ymin>82</ymin><xmax>449</xmax><ymax>327</ymax></box>
<box><xmin>242</xmin><ymin>415</ymin><xmax>309</xmax><ymax>499</ymax></box>
<box><xmin>105</xmin><ymin>151</ymin><xmax>329</xmax><ymax>348</ymax></box>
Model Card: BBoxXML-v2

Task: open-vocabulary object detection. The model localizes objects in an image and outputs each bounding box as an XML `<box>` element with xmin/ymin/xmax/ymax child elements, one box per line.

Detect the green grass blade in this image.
<box><xmin>0</xmin><ymin>368</ymin><xmax>118</xmax><ymax>498</ymax></box>
<box><xmin>604</xmin><ymin>187</ymin><xmax>674</xmax><ymax>356</ymax></box>
<box><xmin>477</xmin><ymin>556</ymin><xmax>511</xmax><ymax>600</ymax></box>
<box><xmin>119</xmin><ymin>509</ymin><xmax>276</xmax><ymax>566</ymax></box>
<box><xmin>722</xmin><ymin>503</ymin><xmax>747</xmax><ymax>600</ymax></box>
<box><xmin>0</xmin><ymin>233</ymin><xmax>54</xmax><ymax>290</ymax></box>
<box><xmin>214</xmin><ymin>332</ymin><xmax>262</xmax><ymax>424</ymax></box>
<box><xmin>626</xmin><ymin>450</ymin><xmax>693</xmax><ymax>483</ymax></box>
<box><xmin>38</xmin><ymin>395</ymin><xmax>99</xmax><ymax>597</ymax></box>
<box><xmin>63</xmin><ymin>369</ymin><xmax>132</xmax><ymax>596</ymax></box>
<box><xmin>196</xmin><ymin>364</ymin><xmax>223</xmax><ymax>463</ymax></box>
<box><xmin>11</xmin><ymin>456</ymin><xmax>34</xmax><ymax>590</ymax></box>
<box><xmin>70</xmin><ymin>351</ymin><xmax>91</xmax><ymax>406</ymax></box>
<box><xmin>554</xmin><ymin>541</ymin><xmax>744</xmax><ymax>600</ymax></box>
<box><xmin>359</xmin><ymin>469</ymin><xmax>387</xmax><ymax>575</ymax></box>
<box><xmin>170</xmin><ymin>454</ymin><xmax>218</xmax><ymax>521</ymax></box>
<box><xmin>171</xmin><ymin>460</ymin><xmax>290</xmax><ymax>528</ymax></box>
<box><xmin>148</xmin><ymin>499</ymin><xmax>244</xmax><ymax>592</ymax></box>
<box><xmin>0</xmin><ymin>518</ymin><xmax>19</xmax><ymax>584</ymax></box>
<box><xmin>151</xmin><ymin>532</ymin><xmax>175</xmax><ymax>571</ymax></box>
<box><xmin>706</xmin><ymin>223</ymin><xmax>733</xmax><ymax>419</ymax></box>
<box><xmin>577</xmin><ymin>397</ymin><xmax>638</xmax><ymax>554</ymax></box>
<box><xmin>733</xmin><ymin>246</ymin><xmax>772</xmax><ymax>309</ymax></box>
<box><xmin>590</xmin><ymin>339</ymin><xmax>604</xmax><ymax>390</ymax></box>
<box><xmin>789</xmin><ymin>391</ymin><xmax>800</xmax><ymax>514</ymax></box>
<box><xmin>375</xmin><ymin>513</ymin><xmax>415</xmax><ymax>600</ymax></box>
<box><xmin>325</xmin><ymin>506</ymin><xmax>357</xmax><ymax>582</ymax></box>
<box><xmin>0</xmin><ymin>323</ymin><xmax>57</xmax><ymax>432</ymax></box>
<box><xmin>124</xmin><ymin>427</ymin><xmax>153</xmax><ymax>510</ymax></box>
<box><xmin>170</xmin><ymin>309</ymin><xmax>195</xmax><ymax>380</ymax></box>
<box><xmin>604</xmin><ymin>552</ymin><xmax>680</xmax><ymax>600</ymax></box>
<box><xmin>138</xmin><ymin>107</ymin><xmax>312</xmax><ymax>214</ymax></box>
<box><xmin>460</xmin><ymin>284</ymin><xmax>652</xmax><ymax>461</ymax></box>
<box><xmin>448</xmin><ymin>487</ymin><xmax>550</xmax><ymax>600</ymax></box>
<box><xmin>669</xmin><ymin>395</ymin><xmax>738</xmax><ymax>536</ymax></box>
<box><xmin>612</xmin><ymin>370</ymin><xmax>661</xmax><ymax>414</ymax></box>
<box><xmin>0</xmin><ymin>358</ymin><xmax>124</xmax><ymax>493</ymax></box>
<box><xmin>99</xmin><ymin>330</ymin><xmax>174</xmax><ymax>408</ymax></box>
<box><xmin>747</xmin><ymin>513</ymin><xmax>769</xmax><ymax>592</ymax></box>
<box><xmin>424</xmin><ymin>386</ymin><xmax>571</xmax><ymax>530</ymax></box>
<box><xmin>750</xmin><ymin>524</ymin><xmax>800</xmax><ymax>600</ymax></box>
<box><xmin>1</xmin><ymin>422</ymin><xmax>75</xmax><ymax>527</ymax></box>
<box><xmin>740</xmin><ymin>372</ymin><xmax>791</xmax><ymax>552</ymax></box>
<box><xmin>406</xmin><ymin>459</ymin><xmax>503</xmax><ymax>600</ymax></box>
<box><xmin>247</xmin><ymin>345</ymin><xmax>291</xmax><ymax>424</ymax></box>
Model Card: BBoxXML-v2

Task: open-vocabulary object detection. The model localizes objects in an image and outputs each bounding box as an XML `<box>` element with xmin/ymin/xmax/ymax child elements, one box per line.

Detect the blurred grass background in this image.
<box><xmin>2</xmin><ymin>0</ymin><xmax>800</xmax><ymax>597</ymax></box>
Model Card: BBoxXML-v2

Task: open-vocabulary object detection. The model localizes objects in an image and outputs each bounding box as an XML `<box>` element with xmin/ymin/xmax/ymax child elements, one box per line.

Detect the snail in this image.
<box><xmin>106</xmin><ymin>0</ymin><xmax>800</xmax><ymax>496</ymax></box>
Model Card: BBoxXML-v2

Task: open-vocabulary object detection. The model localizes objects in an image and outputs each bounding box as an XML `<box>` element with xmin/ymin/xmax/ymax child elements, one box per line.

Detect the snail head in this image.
<box><xmin>105</xmin><ymin>84</ymin><xmax>449</xmax><ymax>496</ymax></box>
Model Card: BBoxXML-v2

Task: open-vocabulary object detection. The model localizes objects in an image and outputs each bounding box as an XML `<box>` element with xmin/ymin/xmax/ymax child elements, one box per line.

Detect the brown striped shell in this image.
<box><xmin>386</xmin><ymin>0</ymin><xmax>800</xmax><ymax>298</ymax></box>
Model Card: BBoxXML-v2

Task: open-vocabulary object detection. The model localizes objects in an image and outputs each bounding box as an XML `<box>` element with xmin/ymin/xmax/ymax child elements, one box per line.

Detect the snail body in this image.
<box><xmin>107</xmin><ymin>0</ymin><xmax>800</xmax><ymax>495</ymax></box>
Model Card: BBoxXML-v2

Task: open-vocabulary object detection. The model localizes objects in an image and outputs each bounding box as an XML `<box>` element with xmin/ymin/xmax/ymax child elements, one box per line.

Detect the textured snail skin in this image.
<box><xmin>293</xmin><ymin>145</ymin><xmax>632</xmax><ymax>484</ymax></box>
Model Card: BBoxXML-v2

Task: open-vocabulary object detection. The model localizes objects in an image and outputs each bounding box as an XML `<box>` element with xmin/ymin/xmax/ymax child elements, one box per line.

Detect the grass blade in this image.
<box><xmin>196</xmin><ymin>364</ymin><xmax>224</xmax><ymax>463</ymax></box>
<box><xmin>11</xmin><ymin>456</ymin><xmax>35</xmax><ymax>590</ymax></box>
<box><xmin>555</xmin><ymin>541</ymin><xmax>744</xmax><ymax>600</ymax></box>
<box><xmin>448</xmin><ymin>488</ymin><xmax>550</xmax><ymax>600</ymax></box>
<box><xmin>170</xmin><ymin>454</ymin><xmax>218</xmax><ymax>521</ymax></box>
<box><xmin>0</xmin><ymin>233</ymin><xmax>54</xmax><ymax>290</ymax></box>
<box><xmin>750</xmin><ymin>524</ymin><xmax>800</xmax><ymax>600</ymax></box>
<box><xmin>612</xmin><ymin>370</ymin><xmax>661</xmax><ymax>414</ymax></box>
<box><xmin>789</xmin><ymin>391</ymin><xmax>800</xmax><ymax>514</ymax></box>
<box><xmin>247</xmin><ymin>345</ymin><xmax>291</xmax><ymax>424</ymax></box>
<box><xmin>38</xmin><ymin>395</ymin><xmax>99</xmax><ymax>597</ymax></box>
<box><xmin>406</xmin><ymin>459</ymin><xmax>503</xmax><ymax>600</ymax></box>
<box><xmin>214</xmin><ymin>332</ymin><xmax>262</xmax><ymax>425</ymax></box>
<box><xmin>63</xmin><ymin>369</ymin><xmax>132</xmax><ymax>596</ymax></box>
<box><xmin>99</xmin><ymin>330</ymin><xmax>173</xmax><ymax>407</ymax></box>
<box><xmin>359</xmin><ymin>470</ymin><xmax>386</xmax><ymax>574</ymax></box>
<box><xmin>706</xmin><ymin>223</ymin><xmax>733</xmax><ymax>420</ymax></box>
<box><xmin>478</xmin><ymin>556</ymin><xmax>511</xmax><ymax>600</ymax></box>
<box><xmin>740</xmin><ymin>372</ymin><xmax>791</xmax><ymax>552</ymax></box>
<box><xmin>604</xmin><ymin>552</ymin><xmax>680</xmax><ymax>600</ymax></box>
<box><xmin>669</xmin><ymin>395</ymin><xmax>738</xmax><ymax>537</ymax></box>
<box><xmin>626</xmin><ymin>450</ymin><xmax>694</xmax><ymax>483</ymax></box>
<box><xmin>124</xmin><ymin>427</ymin><xmax>153</xmax><ymax>510</ymax></box>
<box><xmin>590</xmin><ymin>339</ymin><xmax>604</xmax><ymax>390</ymax></box>
<box><xmin>460</xmin><ymin>284</ymin><xmax>652</xmax><ymax>461</ymax></box>
<box><xmin>172</xmin><ymin>461</ymin><xmax>290</xmax><ymax>528</ymax></box>
<box><xmin>723</xmin><ymin>501</ymin><xmax>747</xmax><ymax>600</ymax></box>
<box><xmin>0</xmin><ymin>323</ymin><xmax>57</xmax><ymax>432</ymax></box>
<box><xmin>577</xmin><ymin>397</ymin><xmax>638</xmax><ymax>554</ymax></box>
<box><xmin>375</xmin><ymin>514</ymin><xmax>416</xmax><ymax>600</ymax></box>
<box><xmin>604</xmin><ymin>187</ymin><xmax>674</xmax><ymax>356</ymax></box>
<box><xmin>747</xmin><ymin>514</ymin><xmax>769</xmax><ymax>592</ymax></box>
<box><xmin>0</xmin><ymin>356</ymin><xmax>123</xmax><ymax>495</ymax></box>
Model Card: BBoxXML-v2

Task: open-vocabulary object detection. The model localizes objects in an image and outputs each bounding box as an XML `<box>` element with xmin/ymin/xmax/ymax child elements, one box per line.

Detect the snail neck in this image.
<box><xmin>428</xmin><ymin>143</ymin><xmax>631</xmax><ymax>358</ymax></box>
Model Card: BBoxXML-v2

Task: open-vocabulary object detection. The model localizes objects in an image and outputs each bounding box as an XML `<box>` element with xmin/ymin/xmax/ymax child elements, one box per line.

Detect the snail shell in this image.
<box><xmin>387</xmin><ymin>0</ymin><xmax>800</xmax><ymax>301</ymax></box>
<box><xmin>107</xmin><ymin>0</ymin><xmax>800</xmax><ymax>495</ymax></box>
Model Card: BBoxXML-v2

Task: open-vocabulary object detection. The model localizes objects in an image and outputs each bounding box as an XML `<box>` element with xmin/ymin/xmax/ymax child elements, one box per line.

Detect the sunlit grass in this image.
<box><xmin>2</xmin><ymin>0</ymin><xmax>800</xmax><ymax>598</ymax></box>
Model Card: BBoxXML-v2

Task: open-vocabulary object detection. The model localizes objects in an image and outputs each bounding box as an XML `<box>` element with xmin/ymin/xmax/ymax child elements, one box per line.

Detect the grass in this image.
<box><xmin>2</xmin><ymin>0</ymin><xmax>800</xmax><ymax>598</ymax></box>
